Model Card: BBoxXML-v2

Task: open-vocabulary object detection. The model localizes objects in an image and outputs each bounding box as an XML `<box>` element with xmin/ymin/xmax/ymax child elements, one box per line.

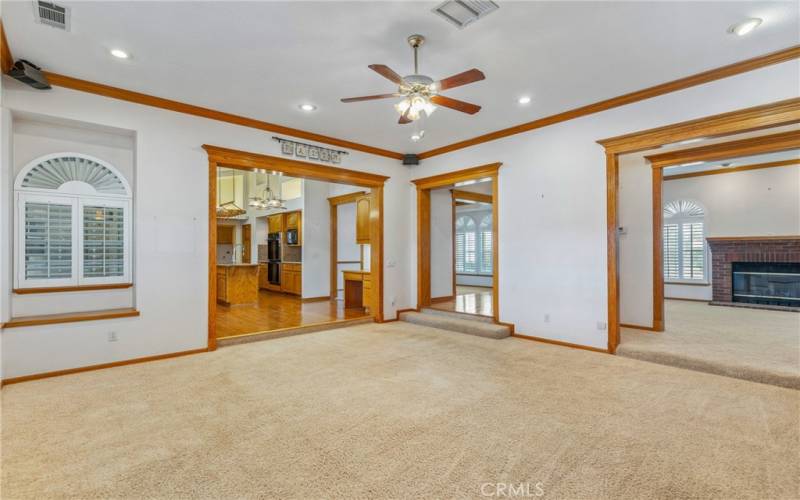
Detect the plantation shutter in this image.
<box><xmin>682</xmin><ymin>222</ymin><xmax>705</xmax><ymax>280</ymax></box>
<box><xmin>464</xmin><ymin>232</ymin><xmax>477</xmax><ymax>273</ymax></box>
<box><xmin>481</xmin><ymin>230</ymin><xmax>492</xmax><ymax>273</ymax></box>
<box><xmin>455</xmin><ymin>232</ymin><xmax>465</xmax><ymax>273</ymax></box>
<box><xmin>83</xmin><ymin>205</ymin><xmax>125</xmax><ymax>278</ymax></box>
<box><xmin>24</xmin><ymin>200</ymin><xmax>73</xmax><ymax>280</ymax></box>
<box><xmin>663</xmin><ymin>223</ymin><xmax>679</xmax><ymax>280</ymax></box>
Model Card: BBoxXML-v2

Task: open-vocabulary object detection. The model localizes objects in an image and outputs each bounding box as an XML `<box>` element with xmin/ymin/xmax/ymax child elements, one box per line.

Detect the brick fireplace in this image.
<box><xmin>707</xmin><ymin>236</ymin><xmax>800</xmax><ymax>311</ymax></box>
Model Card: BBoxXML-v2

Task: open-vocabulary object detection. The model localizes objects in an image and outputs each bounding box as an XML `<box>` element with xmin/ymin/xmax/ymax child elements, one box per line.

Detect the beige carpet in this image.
<box><xmin>619</xmin><ymin>300</ymin><xmax>800</xmax><ymax>389</ymax></box>
<box><xmin>2</xmin><ymin>322</ymin><xmax>799</xmax><ymax>499</ymax></box>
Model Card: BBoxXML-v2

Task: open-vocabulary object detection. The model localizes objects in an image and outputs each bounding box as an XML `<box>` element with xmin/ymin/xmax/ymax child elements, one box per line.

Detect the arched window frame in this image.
<box><xmin>14</xmin><ymin>153</ymin><xmax>133</xmax><ymax>289</ymax></box>
<box><xmin>455</xmin><ymin>209</ymin><xmax>493</xmax><ymax>276</ymax></box>
<box><xmin>663</xmin><ymin>199</ymin><xmax>706</xmax><ymax>282</ymax></box>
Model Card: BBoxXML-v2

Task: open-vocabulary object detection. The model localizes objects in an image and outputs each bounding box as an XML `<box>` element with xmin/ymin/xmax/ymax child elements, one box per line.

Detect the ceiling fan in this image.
<box><xmin>341</xmin><ymin>34</ymin><xmax>485</xmax><ymax>124</ymax></box>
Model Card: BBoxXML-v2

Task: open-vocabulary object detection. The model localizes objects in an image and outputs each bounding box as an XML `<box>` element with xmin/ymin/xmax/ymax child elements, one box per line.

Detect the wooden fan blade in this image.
<box><xmin>430</xmin><ymin>95</ymin><xmax>481</xmax><ymax>115</ymax></box>
<box><xmin>398</xmin><ymin>108</ymin><xmax>412</xmax><ymax>124</ymax></box>
<box><xmin>435</xmin><ymin>68</ymin><xmax>485</xmax><ymax>91</ymax></box>
<box><xmin>369</xmin><ymin>64</ymin><xmax>406</xmax><ymax>85</ymax></box>
<box><xmin>341</xmin><ymin>93</ymin><xmax>401</xmax><ymax>103</ymax></box>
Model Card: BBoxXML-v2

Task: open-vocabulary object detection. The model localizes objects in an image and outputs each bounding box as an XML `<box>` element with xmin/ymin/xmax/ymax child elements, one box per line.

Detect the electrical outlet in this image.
<box><xmin>596</xmin><ymin>322</ymin><xmax>607</xmax><ymax>331</ymax></box>
<box><xmin>108</xmin><ymin>331</ymin><xmax>118</xmax><ymax>342</ymax></box>
<box><xmin>544</xmin><ymin>314</ymin><xmax>550</xmax><ymax>323</ymax></box>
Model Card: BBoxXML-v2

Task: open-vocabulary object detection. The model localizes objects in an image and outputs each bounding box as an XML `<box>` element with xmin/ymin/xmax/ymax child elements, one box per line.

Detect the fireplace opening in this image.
<box><xmin>732</xmin><ymin>262</ymin><xmax>800</xmax><ymax>308</ymax></box>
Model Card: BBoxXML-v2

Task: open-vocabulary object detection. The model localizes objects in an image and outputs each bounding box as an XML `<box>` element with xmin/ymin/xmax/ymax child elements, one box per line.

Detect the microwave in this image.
<box><xmin>286</xmin><ymin>229</ymin><xmax>299</xmax><ymax>245</ymax></box>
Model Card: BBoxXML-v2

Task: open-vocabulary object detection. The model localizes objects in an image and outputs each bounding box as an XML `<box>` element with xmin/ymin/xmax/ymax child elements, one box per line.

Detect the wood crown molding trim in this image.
<box><xmin>451</xmin><ymin>190</ymin><xmax>492</xmax><ymax>204</ymax></box>
<box><xmin>646</xmin><ymin>130</ymin><xmax>800</xmax><ymax>168</ymax></box>
<box><xmin>0</xmin><ymin>19</ymin><xmax>13</xmax><ymax>74</ymax></box>
<box><xmin>411</xmin><ymin>162</ymin><xmax>501</xmax><ymax>190</ymax></box>
<box><xmin>598</xmin><ymin>98</ymin><xmax>800</xmax><ymax>154</ymax></box>
<box><xmin>419</xmin><ymin>45</ymin><xmax>800</xmax><ymax>159</ymax></box>
<box><xmin>327</xmin><ymin>191</ymin><xmax>367</xmax><ymax>205</ymax></box>
<box><xmin>1</xmin><ymin>347</ymin><xmax>209</xmax><ymax>386</ymax></box>
<box><xmin>41</xmin><ymin>72</ymin><xmax>404</xmax><ymax>160</ymax></box>
<box><xmin>203</xmin><ymin>145</ymin><xmax>390</xmax><ymax>187</ymax></box>
<box><xmin>664</xmin><ymin>158</ymin><xmax>800</xmax><ymax>180</ymax></box>
<box><xmin>2</xmin><ymin>308</ymin><xmax>140</xmax><ymax>329</ymax></box>
<box><xmin>13</xmin><ymin>283</ymin><xmax>133</xmax><ymax>294</ymax></box>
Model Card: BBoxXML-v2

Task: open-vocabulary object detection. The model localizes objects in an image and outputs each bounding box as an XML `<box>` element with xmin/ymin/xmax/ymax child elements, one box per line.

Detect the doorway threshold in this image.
<box><xmin>217</xmin><ymin>316</ymin><xmax>373</xmax><ymax>347</ymax></box>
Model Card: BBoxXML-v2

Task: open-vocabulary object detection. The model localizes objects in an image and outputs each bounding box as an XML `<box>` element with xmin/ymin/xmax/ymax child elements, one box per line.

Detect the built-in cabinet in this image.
<box><xmin>258</xmin><ymin>263</ymin><xmax>269</xmax><ymax>289</ymax></box>
<box><xmin>268</xmin><ymin>214</ymin><xmax>283</xmax><ymax>233</ymax></box>
<box><xmin>355</xmin><ymin>196</ymin><xmax>370</xmax><ymax>244</ymax></box>
<box><xmin>343</xmin><ymin>270</ymin><xmax>372</xmax><ymax>311</ymax></box>
<box><xmin>285</xmin><ymin>210</ymin><xmax>302</xmax><ymax>246</ymax></box>
<box><xmin>281</xmin><ymin>263</ymin><xmax>302</xmax><ymax>295</ymax></box>
<box><xmin>217</xmin><ymin>225</ymin><xmax>234</xmax><ymax>244</ymax></box>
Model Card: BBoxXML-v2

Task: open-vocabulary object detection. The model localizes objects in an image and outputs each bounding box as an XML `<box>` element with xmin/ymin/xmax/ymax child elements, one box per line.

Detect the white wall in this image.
<box><xmin>663</xmin><ymin>164</ymin><xmax>800</xmax><ymax>300</ymax></box>
<box><xmin>410</xmin><ymin>60</ymin><xmax>800</xmax><ymax>349</ymax></box>
<box><xmin>1</xmin><ymin>81</ymin><xmax>411</xmax><ymax>379</ymax></box>
<box><xmin>430</xmin><ymin>188</ymin><xmax>453</xmax><ymax>298</ymax></box>
<box><xmin>301</xmin><ymin>179</ymin><xmax>330</xmax><ymax>299</ymax></box>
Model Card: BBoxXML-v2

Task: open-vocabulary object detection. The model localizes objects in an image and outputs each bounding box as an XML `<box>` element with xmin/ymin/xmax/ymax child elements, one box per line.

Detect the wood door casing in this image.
<box><xmin>242</xmin><ymin>224</ymin><xmax>252</xmax><ymax>263</ymax></box>
<box><xmin>356</xmin><ymin>196</ymin><xmax>370</xmax><ymax>244</ymax></box>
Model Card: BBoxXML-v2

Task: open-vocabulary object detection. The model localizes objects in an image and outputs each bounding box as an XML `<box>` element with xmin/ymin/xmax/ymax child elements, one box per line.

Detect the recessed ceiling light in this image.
<box><xmin>517</xmin><ymin>96</ymin><xmax>531</xmax><ymax>105</ymax></box>
<box><xmin>110</xmin><ymin>49</ymin><xmax>129</xmax><ymax>59</ymax></box>
<box><xmin>298</xmin><ymin>103</ymin><xmax>317</xmax><ymax>112</ymax></box>
<box><xmin>728</xmin><ymin>18</ymin><xmax>762</xmax><ymax>36</ymax></box>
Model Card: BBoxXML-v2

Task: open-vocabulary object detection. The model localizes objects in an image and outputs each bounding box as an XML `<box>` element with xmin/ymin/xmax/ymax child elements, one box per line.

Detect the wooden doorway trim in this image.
<box><xmin>412</xmin><ymin>162</ymin><xmax>502</xmax><ymax>321</ymax></box>
<box><xmin>597</xmin><ymin>97</ymin><xmax>800</xmax><ymax>353</ymax></box>
<box><xmin>328</xmin><ymin>191</ymin><xmax>368</xmax><ymax>302</ymax></box>
<box><xmin>204</xmin><ymin>145</ymin><xmax>389</xmax><ymax>350</ymax></box>
<box><xmin>646</xmin><ymin>129</ymin><xmax>800</xmax><ymax>335</ymax></box>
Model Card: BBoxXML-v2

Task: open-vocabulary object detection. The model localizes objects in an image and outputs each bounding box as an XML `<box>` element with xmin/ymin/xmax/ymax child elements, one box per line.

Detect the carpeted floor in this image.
<box><xmin>619</xmin><ymin>300</ymin><xmax>800</xmax><ymax>389</ymax></box>
<box><xmin>2</xmin><ymin>322</ymin><xmax>799</xmax><ymax>499</ymax></box>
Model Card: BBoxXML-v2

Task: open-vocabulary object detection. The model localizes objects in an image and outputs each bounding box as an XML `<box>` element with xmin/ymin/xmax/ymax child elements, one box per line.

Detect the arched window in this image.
<box><xmin>455</xmin><ymin>215</ymin><xmax>477</xmax><ymax>273</ymax></box>
<box><xmin>14</xmin><ymin>153</ymin><xmax>133</xmax><ymax>289</ymax></box>
<box><xmin>663</xmin><ymin>199</ymin><xmax>705</xmax><ymax>281</ymax></box>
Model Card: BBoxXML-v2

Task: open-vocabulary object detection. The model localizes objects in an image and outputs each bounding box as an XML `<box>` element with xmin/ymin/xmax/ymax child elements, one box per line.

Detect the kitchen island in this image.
<box><xmin>217</xmin><ymin>264</ymin><xmax>259</xmax><ymax>305</ymax></box>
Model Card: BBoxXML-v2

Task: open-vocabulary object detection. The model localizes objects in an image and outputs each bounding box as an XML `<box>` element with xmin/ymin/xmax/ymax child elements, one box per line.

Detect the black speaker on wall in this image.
<box><xmin>8</xmin><ymin>60</ymin><xmax>51</xmax><ymax>90</ymax></box>
<box><xmin>403</xmin><ymin>154</ymin><xmax>420</xmax><ymax>166</ymax></box>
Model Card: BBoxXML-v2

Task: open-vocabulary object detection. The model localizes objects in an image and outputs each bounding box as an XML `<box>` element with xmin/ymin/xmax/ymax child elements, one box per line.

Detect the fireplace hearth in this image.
<box><xmin>707</xmin><ymin>236</ymin><xmax>800</xmax><ymax>312</ymax></box>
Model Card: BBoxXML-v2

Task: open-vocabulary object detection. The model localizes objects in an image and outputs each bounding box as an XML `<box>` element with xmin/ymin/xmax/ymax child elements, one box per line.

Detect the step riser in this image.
<box><xmin>421</xmin><ymin>308</ymin><xmax>495</xmax><ymax>323</ymax></box>
<box><xmin>399</xmin><ymin>312</ymin><xmax>510</xmax><ymax>340</ymax></box>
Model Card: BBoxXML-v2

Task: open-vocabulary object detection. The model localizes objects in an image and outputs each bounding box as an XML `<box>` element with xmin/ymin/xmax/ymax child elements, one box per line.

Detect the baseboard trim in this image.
<box><xmin>301</xmin><ymin>296</ymin><xmax>333</xmax><ymax>303</ymax></box>
<box><xmin>1</xmin><ymin>347</ymin><xmax>210</xmax><ymax>387</ymax></box>
<box><xmin>394</xmin><ymin>308</ymin><xmax>419</xmax><ymax>321</ymax></box>
<box><xmin>511</xmin><ymin>333</ymin><xmax>609</xmax><ymax>354</ymax></box>
<box><xmin>430</xmin><ymin>295</ymin><xmax>454</xmax><ymax>304</ymax></box>
<box><xmin>620</xmin><ymin>323</ymin><xmax>660</xmax><ymax>332</ymax></box>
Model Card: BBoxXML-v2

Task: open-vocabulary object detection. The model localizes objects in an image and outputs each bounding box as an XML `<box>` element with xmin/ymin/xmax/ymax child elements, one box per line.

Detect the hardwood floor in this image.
<box><xmin>430</xmin><ymin>286</ymin><xmax>493</xmax><ymax>317</ymax></box>
<box><xmin>216</xmin><ymin>290</ymin><xmax>369</xmax><ymax>339</ymax></box>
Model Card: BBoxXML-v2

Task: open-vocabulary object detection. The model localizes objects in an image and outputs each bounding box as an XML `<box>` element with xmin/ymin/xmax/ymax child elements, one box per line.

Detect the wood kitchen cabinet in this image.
<box><xmin>258</xmin><ymin>263</ymin><xmax>269</xmax><ymax>289</ymax></box>
<box><xmin>268</xmin><ymin>214</ymin><xmax>283</xmax><ymax>233</ymax></box>
<box><xmin>281</xmin><ymin>263</ymin><xmax>302</xmax><ymax>295</ymax></box>
<box><xmin>284</xmin><ymin>210</ymin><xmax>302</xmax><ymax>246</ymax></box>
<box><xmin>285</xmin><ymin>211</ymin><xmax>300</xmax><ymax>230</ymax></box>
<box><xmin>343</xmin><ymin>270</ymin><xmax>371</xmax><ymax>312</ymax></box>
<box><xmin>355</xmin><ymin>195</ymin><xmax>370</xmax><ymax>244</ymax></box>
<box><xmin>217</xmin><ymin>225</ymin><xmax>234</xmax><ymax>244</ymax></box>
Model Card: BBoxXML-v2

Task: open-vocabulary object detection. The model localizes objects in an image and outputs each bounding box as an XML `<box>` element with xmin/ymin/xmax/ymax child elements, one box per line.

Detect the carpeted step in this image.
<box><xmin>399</xmin><ymin>310</ymin><xmax>510</xmax><ymax>339</ymax></box>
<box><xmin>420</xmin><ymin>307</ymin><xmax>496</xmax><ymax>323</ymax></box>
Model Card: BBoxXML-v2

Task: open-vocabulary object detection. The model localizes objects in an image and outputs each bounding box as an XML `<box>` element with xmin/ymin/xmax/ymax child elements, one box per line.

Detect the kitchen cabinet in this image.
<box><xmin>217</xmin><ymin>264</ymin><xmax>259</xmax><ymax>305</ymax></box>
<box><xmin>217</xmin><ymin>225</ymin><xmax>234</xmax><ymax>244</ymax></box>
<box><xmin>281</xmin><ymin>263</ymin><xmax>302</xmax><ymax>295</ymax></box>
<box><xmin>285</xmin><ymin>211</ymin><xmax>300</xmax><ymax>230</ymax></box>
<box><xmin>355</xmin><ymin>196</ymin><xmax>370</xmax><ymax>244</ymax></box>
<box><xmin>343</xmin><ymin>270</ymin><xmax>371</xmax><ymax>312</ymax></box>
<box><xmin>268</xmin><ymin>214</ymin><xmax>283</xmax><ymax>233</ymax></box>
<box><xmin>285</xmin><ymin>210</ymin><xmax>302</xmax><ymax>246</ymax></box>
<box><xmin>258</xmin><ymin>263</ymin><xmax>269</xmax><ymax>289</ymax></box>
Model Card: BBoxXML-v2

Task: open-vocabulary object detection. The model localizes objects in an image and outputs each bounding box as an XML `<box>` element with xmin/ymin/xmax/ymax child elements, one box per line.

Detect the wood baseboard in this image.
<box><xmin>511</xmin><ymin>333</ymin><xmax>609</xmax><ymax>354</ymax></box>
<box><xmin>301</xmin><ymin>296</ymin><xmax>332</xmax><ymax>303</ymax></box>
<box><xmin>1</xmin><ymin>347</ymin><xmax>209</xmax><ymax>386</ymax></box>
<box><xmin>430</xmin><ymin>295</ymin><xmax>454</xmax><ymax>303</ymax></box>
<box><xmin>620</xmin><ymin>323</ymin><xmax>660</xmax><ymax>332</ymax></box>
<box><xmin>665</xmin><ymin>297</ymin><xmax>711</xmax><ymax>303</ymax></box>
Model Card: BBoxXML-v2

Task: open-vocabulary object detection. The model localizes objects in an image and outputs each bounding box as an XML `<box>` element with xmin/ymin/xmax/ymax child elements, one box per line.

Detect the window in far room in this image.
<box><xmin>14</xmin><ymin>153</ymin><xmax>133</xmax><ymax>289</ymax></box>
<box><xmin>663</xmin><ymin>199</ymin><xmax>705</xmax><ymax>282</ymax></box>
<box><xmin>455</xmin><ymin>212</ymin><xmax>492</xmax><ymax>276</ymax></box>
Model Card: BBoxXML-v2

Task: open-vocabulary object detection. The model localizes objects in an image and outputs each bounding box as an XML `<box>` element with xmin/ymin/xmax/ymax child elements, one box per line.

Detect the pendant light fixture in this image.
<box><xmin>248</xmin><ymin>174</ymin><xmax>286</xmax><ymax>210</ymax></box>
<box><xmin>216</xmin><ymin>168</ymin><xmax>247</xmax><ymax>218</ymax></box>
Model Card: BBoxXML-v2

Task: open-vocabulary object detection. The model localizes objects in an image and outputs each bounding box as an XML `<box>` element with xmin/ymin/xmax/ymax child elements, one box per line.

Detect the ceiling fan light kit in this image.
<box><xmin>341</xmin><ymin>34</ymin><xmax>485</xmax><ymax>125</ymax></box>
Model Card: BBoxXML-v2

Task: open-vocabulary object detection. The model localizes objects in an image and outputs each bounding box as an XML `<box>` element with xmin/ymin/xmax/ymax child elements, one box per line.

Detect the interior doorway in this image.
<box><xmin>413</xmin><ymin>163</ymin><xmax>501</xmax><ymax>321</ymax></box>
<box><xmin>204</xmin><ymin>145</ymin><xmax>388</xmax><ymax>350</ymax></box>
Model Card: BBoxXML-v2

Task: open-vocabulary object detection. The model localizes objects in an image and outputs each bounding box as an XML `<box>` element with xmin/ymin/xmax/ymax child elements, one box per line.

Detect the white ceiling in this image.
<box><xmin>3</xmin><ymin>1</ymin><xmax>798</xmax><ymax>154</ymax></box>
<box><xmin>664</xmin><ymin>149</ymin><xmax>800</xmax><ymax>176</ymax></box>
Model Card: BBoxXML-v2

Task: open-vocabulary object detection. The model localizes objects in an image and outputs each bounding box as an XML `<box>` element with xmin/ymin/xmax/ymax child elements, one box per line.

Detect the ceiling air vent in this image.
<box><xmin>432</xmin><ymin>0</ymin><xmax>498</xmax><ymax>29</ymax></box>
<box><xmin>33</xmin><ymin>1</ymin><xmax>71</xmax><ymax>31</ymax></box>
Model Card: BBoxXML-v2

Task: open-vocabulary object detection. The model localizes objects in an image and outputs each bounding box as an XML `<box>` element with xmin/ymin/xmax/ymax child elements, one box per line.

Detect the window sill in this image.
<box><xmin>2</xmin><ymin>308</ymin><xmax>140</xmax><ymax>329</ymax></box>
<box><xmin>665</xmin><ymin>281</ymin><xmax>710</xmax><ymax>287</ymax></box>
<box><xmin>13</xmin><ymin>283</ymin><xmax>133</xmax><ymax>295</ymax></box>
<box><xmin>456</xmin><ymin>273</ymin><xmax>493</xmax><ymax>277</ymax></box>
